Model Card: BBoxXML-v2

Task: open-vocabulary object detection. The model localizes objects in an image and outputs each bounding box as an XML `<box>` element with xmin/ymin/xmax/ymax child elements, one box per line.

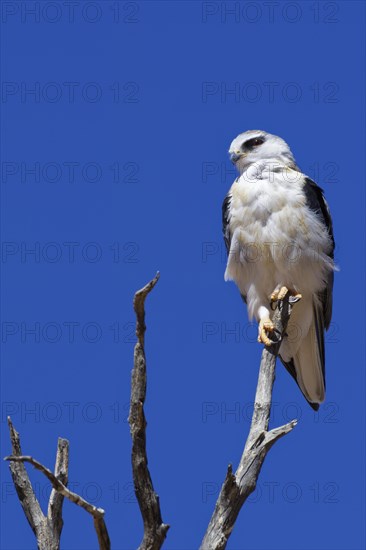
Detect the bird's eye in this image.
<box><xmin>242</xmin><ymin>137</ymin><xmax>265</xmax><ymax>151</ymax></box>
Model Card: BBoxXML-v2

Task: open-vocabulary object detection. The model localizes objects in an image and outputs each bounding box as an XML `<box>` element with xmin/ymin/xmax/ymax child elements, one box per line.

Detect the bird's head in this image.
<box><xmin>229</xmin><ymin>130</ymin><xmax>296</xmax><ymax>174</ymax></box>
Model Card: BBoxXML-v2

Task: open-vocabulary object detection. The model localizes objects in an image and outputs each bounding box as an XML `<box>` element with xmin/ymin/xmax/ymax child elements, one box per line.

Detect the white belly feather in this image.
<box><xmin>225</xmin><ymin>167</ymin><xmax>334</xmax><ymax>320</ymax></box>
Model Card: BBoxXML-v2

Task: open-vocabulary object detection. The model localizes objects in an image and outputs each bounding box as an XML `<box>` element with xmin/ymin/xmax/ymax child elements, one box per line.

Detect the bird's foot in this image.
<box><xmin>270</xmin><ymin>286</ymin><xmax>302</xmax><ymax>307</ymax></box>
<box><xmin>270</xmin><ymin>286</ymin><xmax>289</xmax><ymax>302</ymax></box>
<box><xmin>258</xmin><ymin>318</ymin><xmax>275</xmax><ymax>346</ymax></box>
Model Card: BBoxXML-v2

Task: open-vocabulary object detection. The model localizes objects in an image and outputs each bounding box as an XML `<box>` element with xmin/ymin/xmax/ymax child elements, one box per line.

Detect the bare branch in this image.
<box><xmin>7</xmin><ymin>417</ymin><xmax>44</xmax><ymax>538</ymax></box>
<box><xmin>4</xmin><ymin>454</ymin><xmax>111</xmax><ymax>550</ymax></box>
<box><xmin>129</xmin><ymin>272</ymin><xmax>169</xmax><ymax>550</ymax></box>
<box><xmin>200</xmin><ymin>293</ymin><xmax>298</xmax><ymax>550</ymax></box>
<box><xmin>6</xmin><ymin>418</ymin><xmax>70</xmax><ymax>550</ymax></box>
<box><xmin>47</xmin><ymin>438</ymin><xmax>69</xmax><ymax>541</ymax></box>
<box><xmin>6</xmin><ymin>276</ymin><xmax>297</xmax><ymax>550</ymax></box>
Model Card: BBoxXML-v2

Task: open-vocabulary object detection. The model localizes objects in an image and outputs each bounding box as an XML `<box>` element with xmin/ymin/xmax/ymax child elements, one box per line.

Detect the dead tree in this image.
<box><xmin>5</xmin><ymin>418</ymin><xmax>69</xmax><ymax>550</ymax></box>
<box><xmin>5</xmin><ymin>274</ymin><xmax>297</xmax><ymax>550</ymax></box>
<box><xmin>5</xmin><ymin>417</ymin><xmax>110</xmax><ymax>550</ymax></box>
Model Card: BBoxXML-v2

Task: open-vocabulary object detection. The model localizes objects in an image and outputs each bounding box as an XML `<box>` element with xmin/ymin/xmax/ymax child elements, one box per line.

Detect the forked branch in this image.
<box><xmin>5</xmin><ymin>419</ymin><xmax>110</xmax><ymax>550</ymax></box>
<box><xmin>6</xmin><ymin>278</ymin><xmax>298</xmax><ymax>550</ymax></box>
<box><xmin>6</xmin><ymin>417</ymin><xmax>69</xmax><ymax>550</ymax></box>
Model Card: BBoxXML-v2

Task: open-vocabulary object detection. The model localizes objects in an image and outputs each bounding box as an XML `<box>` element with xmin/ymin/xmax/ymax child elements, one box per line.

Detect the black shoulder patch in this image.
<box><xmin>303</xmin><ymin>177</ymin><xmax>335</xmax><ymax>256</ymax></box>
<box><xmin>222</xmin><ymin>193</ymin><xmax>232</xmax><ymax>254</ymax></box>
<box><xmin>303</xmin><ymin>177</ymin><xmax>335</xmax><ymax>329</ymax></box>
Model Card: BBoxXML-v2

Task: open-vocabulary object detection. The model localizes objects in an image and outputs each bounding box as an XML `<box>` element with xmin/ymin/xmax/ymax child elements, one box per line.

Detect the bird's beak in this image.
<box><xmin>230</xmin><ymin>151</ymin><xmax>243</xmax><ymax>164</ymax></box>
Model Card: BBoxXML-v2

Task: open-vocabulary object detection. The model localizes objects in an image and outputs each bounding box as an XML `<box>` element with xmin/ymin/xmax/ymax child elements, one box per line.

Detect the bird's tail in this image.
<box><xmin>279</xmin><ymin>300</ymin><xmax>325</xmax><ymax>410</ymax></box>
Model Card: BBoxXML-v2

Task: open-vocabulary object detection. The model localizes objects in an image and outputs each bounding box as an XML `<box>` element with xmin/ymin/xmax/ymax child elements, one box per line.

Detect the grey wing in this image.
<box><xmin>222</xmin><ymin>191</ymin><xmax>247</xmax><ymax>304</ymax></box>
<box><xmin>303</xmin><ymin>177</ymin><xmax>335</xmax><ymax>329</ymax></box>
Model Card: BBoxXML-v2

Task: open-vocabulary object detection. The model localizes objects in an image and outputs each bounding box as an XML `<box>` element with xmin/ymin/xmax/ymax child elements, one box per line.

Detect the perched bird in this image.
<box><xmin>223</xmin><ymin>130</ymin><xmax>335</xmax><ymax>410</ymax></box>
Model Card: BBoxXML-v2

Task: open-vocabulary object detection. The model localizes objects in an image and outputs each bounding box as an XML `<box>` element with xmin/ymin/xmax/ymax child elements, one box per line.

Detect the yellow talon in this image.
<box><xmin>258</xmin><ymin>319</ymin><xmax>275</xmax><ymax>346</ymax></box>
<box><xmin>277</xmin><ymin>286</ymin><xmax>289</xmax><ymax>301</ymax></box>
<box><xmin>270</xmin><ymin>286</ymin><xmax>302</xmax><ymax>304</ymax></box>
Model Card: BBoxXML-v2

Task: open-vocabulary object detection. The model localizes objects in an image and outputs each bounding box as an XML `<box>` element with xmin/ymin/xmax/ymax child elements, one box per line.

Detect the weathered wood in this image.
<box><xmin>129</xmin><ymin>272</ymin><xmax>169</xmax><ymax>550</ymax></box>
<box><xmin>200</xmin><ymin>293</ymin><xmax>298</xmax><ymax>549</ymax></box>
<box><xmin>6</xmin><ymin>277</ymin><xmax>298</xmax><ymax>550</ymax></box>
<box><xmin>6</xmin><ymin>418</ymin><xmax>69</xmax><ymax>550</ymax></box>
<box><xmin>47</xmin><ymin>437</ymin><xmax>69</xmax><ymax>546</ymax></box>
<box><xmin>6</xmin><ymin>419</ymin><xmax>111</xmax><ymax>550</ymax></box>
<box><xmin>5</xmin><ymin>453</ymin><xmax>110</xmax><ymax>550</ymax></box>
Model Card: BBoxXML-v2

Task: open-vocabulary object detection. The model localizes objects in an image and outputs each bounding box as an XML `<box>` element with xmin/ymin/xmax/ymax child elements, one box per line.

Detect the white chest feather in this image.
<box><xmin>225</xmin><ymin>166</ymin><xmax>333</xmax><ymax>319</ymax></box>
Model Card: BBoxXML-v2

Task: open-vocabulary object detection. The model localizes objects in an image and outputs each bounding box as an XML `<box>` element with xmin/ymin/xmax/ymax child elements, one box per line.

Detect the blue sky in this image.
<box><xmin>1</xmin><ymin>1</ymin><xmax>365</xmax><ymax>549</ymax></box>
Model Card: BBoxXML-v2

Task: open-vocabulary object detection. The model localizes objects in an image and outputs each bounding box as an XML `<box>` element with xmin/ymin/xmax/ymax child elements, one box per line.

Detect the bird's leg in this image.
<box><xmin>257</xmin><ymin>306</ymin><xmax>275</xmax><ymax>346</ymax></box>
<box><xmin>270</xmin><ymin>285</ymin><xmax>302</xmax><ymax>306</ymax></box>
<box><xmin>258</xmin><ymin>286</ymin><xmax>303</xmax><ymax>345</ymax></box>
